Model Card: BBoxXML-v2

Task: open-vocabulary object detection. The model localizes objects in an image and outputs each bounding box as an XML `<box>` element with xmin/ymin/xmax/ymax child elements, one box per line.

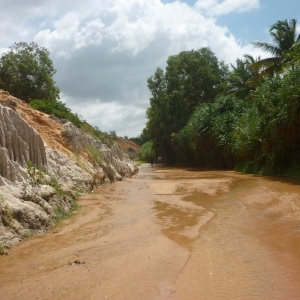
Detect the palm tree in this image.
<box><xmin>283</xmin><ymin>40</ymin><xmax>300</xmax><ymax>69</ymax></box>
<box><xmin>252</xmin><ymin>19</ymin><xmax>300</xmax><ymax>77</ymax></box>
<box><xmin>225</xmin><ymin>54</ymin><xmax>259</xmax><ymax>99</ymax></box>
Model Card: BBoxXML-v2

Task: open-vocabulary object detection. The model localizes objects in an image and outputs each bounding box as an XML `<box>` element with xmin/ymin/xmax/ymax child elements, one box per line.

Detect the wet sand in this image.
<box><xmin>0</xmin><ymin>165</ymin><xmax>300</xmax><ymax>299</ymax></box>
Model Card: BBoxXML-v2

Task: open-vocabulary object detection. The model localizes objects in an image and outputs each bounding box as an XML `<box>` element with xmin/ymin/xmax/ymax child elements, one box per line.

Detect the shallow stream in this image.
<box><xmin>0</xmin><ymin>165</ymin><xmax>299</xmax><ymax>299</ymax></box>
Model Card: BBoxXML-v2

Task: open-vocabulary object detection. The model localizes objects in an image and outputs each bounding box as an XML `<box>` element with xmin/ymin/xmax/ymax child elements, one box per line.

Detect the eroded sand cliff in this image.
<box><xmin>0</xmin><ymin>90</ymin><xmax>138</xmax><ymax>248</ymax></box>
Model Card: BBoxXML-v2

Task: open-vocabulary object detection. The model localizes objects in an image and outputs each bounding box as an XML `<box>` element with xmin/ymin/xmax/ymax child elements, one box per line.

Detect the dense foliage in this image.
<box><xmin>145</xmin><ymin>48</ymin><xmax>228</xmax><ymax>163</ymax></box>
<box><xmin>143</xmin><ymin>19</ymin><xmax>300</xmax><ymax>176</ymax></box>
<box><xmin>139</xmin><ymin>141</ymin><xmax>154</xmax><ymax>162</ymax></box>
<box><xmin>0</xmin><ymin>42</ymin><xmax>59</xmax><ymax>102</ymax></box>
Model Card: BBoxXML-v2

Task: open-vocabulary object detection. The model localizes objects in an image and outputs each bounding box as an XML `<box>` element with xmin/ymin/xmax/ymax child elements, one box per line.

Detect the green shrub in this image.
<box><xmin>29</xmin><ymin>99</ymin><xmax>84</xmax><ymax>128</ymax></box>
<box><xmin>0</xmin><ymin>243</ymin><xmax>5</xmax><ymax>255</ymax></box>
<box><xmin>54</xmin><ymin>197</ymin><xmax>79</xmax><ymax>224</ymax></box>
<box><xmin>54</xmin><ymin>206</ymin><xmax>70</xmax><ymax>223</ymax></box>
<box><xmin>139</xmin><ymin>141</ymin><xmax>154</xmax><ymax>161</ymax></box>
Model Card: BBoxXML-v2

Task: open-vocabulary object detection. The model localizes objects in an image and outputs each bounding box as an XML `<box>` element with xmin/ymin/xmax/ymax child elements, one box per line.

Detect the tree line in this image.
<box><xmin>142</xmin><ymin>19</ymin><xmax>300</xmax><ymax>176</ymax></box>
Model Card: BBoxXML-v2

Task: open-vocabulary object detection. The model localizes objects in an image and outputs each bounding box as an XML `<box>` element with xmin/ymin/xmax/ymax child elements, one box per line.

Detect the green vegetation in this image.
<box><xmin>145</xmin><ymin>48</ymin><xmax>228</xmax><ymax>163</ymax></box>
<box><xmin>86</xmin><ymin>144</ymin><xmax>104</xmax><ymax>166</ymax></box>
<box><xmin>0</xmin><ymin>40</ymin><xmax>136</xmax><ymax>152</ymax></box>
<box><xmin>21</xmin><ymin>230</ymin><xmax>34</xmax><ymax>239</ymax></box>
<box><xmin>139</xmin><ymin>141</ymin><xmax>154</xmax><ymax>162</ymax></box>
<box><xmin>0</xmin><ymin>195</ymin><xmax>13</xmax><ymax>229</ymax></box>
<box><xmin>29</xmin><ymin>98</ymin><xmax>115</xmax><ymax>146</ymax></box>
<box><xmin>29</xmin><ymin>99</ymin><xmax>84</xmax><ymax>128</ymax></box>
<box><xmin>0</xmin><ymin>42</ymin><xmax>59</xmax><ymax>102</ymax></box>
<box><xmin>54</xmin><ymin>199</ymin><xmax>79</xmax><ymax>224</ymax></box>
<box><xmin>48</xmin><ymin>174</ymin><xmax>67</xmax><ymax>197</ymax></box>
<box><xmin>109</xmin><ymin>130</ymin><xmax>118</xmax><ymax>140</ymax></box>
<box><xmin>143</xmin><ymin>18</ymin><xmax>300</xmax><ymax>177</ymax></box>
<box><xmin>129</xmin><ymin>132</ymin><xmax>149</xmax><ymax>146</ymax></box>
<box><xmin>22</xmin><ymin>161</ymin><xmax>45</xmax><ymax>200</ymax></box>
<box><xmin>0</xmin><ymin>41</ymin><xmax>88</xmax><ymax>131</ymax></box>
<box><xmin>23</xmin><ymin>161</ymin><xmax>81</xmax><ymax>223</ymax></box>
<box><xmin>252</xmin><ymin>19</ymin><xmax>300</xmax><ymax>77</ymax></box>
<box><xmin>0</xmin><ymin>243</ymin><xmax>5</xmax><ymax>255</ymax></box>
<box><xmin>84</xmin><ymin>126</ymin><xmax>115</xmax><ymax>147</ymax></box>
<box><xmin>49</xmin><ymin>175</ymin><xmax>80</xmax><ymax>224</ymax></box>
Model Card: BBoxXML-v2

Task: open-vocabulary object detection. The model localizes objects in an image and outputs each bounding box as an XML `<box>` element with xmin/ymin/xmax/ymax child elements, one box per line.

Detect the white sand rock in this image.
<box><xmin>0</xmin><ymin>100</ymin><xmax>138</xmax><ymax>248</ymax></box>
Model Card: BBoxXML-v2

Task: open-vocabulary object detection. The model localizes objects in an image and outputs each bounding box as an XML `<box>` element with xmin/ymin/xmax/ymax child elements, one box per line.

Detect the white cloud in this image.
<box><xmin>195</xmin><ymin>0</ymin><xmax>260</xmax><ymax>16</ymax></box>
<box><xmin>62</xmin><ymin>94</ymin><xmax>147</xmax><ymax>137</ymax></box>
<box><xmin>0</xmin><ymin>0</ymin><xmax>265</xmax><ymax>137</ymax></box>
<box><xmin>75</xmin><ymin>19</ymin><xmax>105</xmax><ymax>49</ymax></box>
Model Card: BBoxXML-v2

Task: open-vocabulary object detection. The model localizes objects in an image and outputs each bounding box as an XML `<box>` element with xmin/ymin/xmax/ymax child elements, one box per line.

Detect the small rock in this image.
<box><xmin>73</xmin><ymin>260</ymin><xmax>85</xmax><ymax>265</ymax></box>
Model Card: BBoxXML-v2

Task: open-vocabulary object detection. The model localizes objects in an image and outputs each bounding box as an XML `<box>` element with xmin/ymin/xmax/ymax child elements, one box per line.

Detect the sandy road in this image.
<box><xmin>0</xmin><ymin>165</ymin><xmax>300</xmax><ymax>299</ymax></box>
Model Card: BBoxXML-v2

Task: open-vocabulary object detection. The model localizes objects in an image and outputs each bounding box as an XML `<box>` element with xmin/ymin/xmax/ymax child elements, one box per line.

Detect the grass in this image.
<box><xmin>0</xmin><ymin>196</ymin><xmax>13</xmax><ymax>227</ymax></box>
<box><xmin>54</xmin><ymin>206</ymin><xmax>72</xmax><ymax>223</ymax></box>
<box><xmin>21</xmin><ymin>230</ymin><xmax>34</xmax><ymax>239</ymax></box>
<box><xmin>54</xmin><ymin>193</ymin><xmax>80</xmax><ymax>224</ymax></box>
<box><xmin>0</xmin><ymin>243</ymin><xmax>5</xmax><ymax>255</ymax></box>
<box><xmin>86</xmin><ymin>144</ymin><xmax>105</xmax><ymax>166</ymax></box>
<box><xmin>54</xmin><ymin>206</ymin><xmax>78</xmax><ymax>224</ymax></box>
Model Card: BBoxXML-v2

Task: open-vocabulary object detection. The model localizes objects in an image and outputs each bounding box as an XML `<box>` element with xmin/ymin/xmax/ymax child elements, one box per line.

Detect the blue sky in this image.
<box><xmin>180</xmin><ymin>0</ymin><xmax>300</xmax><ymax>45</ymax></box>
<box><xmin>0</xmin><ymin>0</ymin><xmax>299</xmax><ymax>137</ymax></box>
<box><xmin>216</xmin><ymin>0</ymin><xmax>300</xmax><ymax>44</ymax></box>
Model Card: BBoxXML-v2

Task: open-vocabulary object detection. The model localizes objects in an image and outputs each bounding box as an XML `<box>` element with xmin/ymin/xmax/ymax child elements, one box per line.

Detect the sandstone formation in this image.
<box><xmin>0</xmin><ymin>90</ymin><xmax>138</xmax><ymax>249</ymax></box>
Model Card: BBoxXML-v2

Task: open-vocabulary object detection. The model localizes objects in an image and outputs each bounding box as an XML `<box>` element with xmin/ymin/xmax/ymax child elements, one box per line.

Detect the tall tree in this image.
<box><xmin>145</xmin><ymin>48</ymin><xmax>227</xmax><ymax>162</ymax></box>
<box><xmin>146</xmin><ymin>67</ymin><xmax>170</xmax><ymax>159</ymax></box>
<box><xmin>165</xmin><ymin>48</ymin><xmax>227</xmax><ymax>130</ymax></box>
<box><xmin>0</xmin><ymin>41</ymin><xmax>60</xmax><ymax>102</ymax></box>
<box><xmin>252</xmin><ymin>19</ymin><xmax>300</xmax><ymax>77</ymax></box>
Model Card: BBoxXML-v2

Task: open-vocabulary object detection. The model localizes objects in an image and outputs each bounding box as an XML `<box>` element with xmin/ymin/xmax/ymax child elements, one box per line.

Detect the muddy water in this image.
<box><xmin>0</xmin><ymin>165</ymin><xmax>300</xmax><ymax>299</ymax></box>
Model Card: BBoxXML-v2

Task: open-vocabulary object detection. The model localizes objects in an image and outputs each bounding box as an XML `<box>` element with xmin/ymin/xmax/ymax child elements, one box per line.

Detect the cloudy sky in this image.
<box><xmin>0</xmin><ymin>0</ymin><xmax>299</xmax><ymax>137</ymax></box>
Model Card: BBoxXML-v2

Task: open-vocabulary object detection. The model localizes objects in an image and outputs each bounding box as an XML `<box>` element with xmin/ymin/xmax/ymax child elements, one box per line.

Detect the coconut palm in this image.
<box><xmin>252</xmin><ymin>19</ymin><xmax>300</xmax><ymax>77</ymax></box>
<box><xmin>225</xmin><ymin>54</ymin><xmax>259</xmax><ymax>99</ymax></box>
<box><xmin>283</xmin><ymin>40</ymin><xmax>300</xmax><ymax>69</ymax></box>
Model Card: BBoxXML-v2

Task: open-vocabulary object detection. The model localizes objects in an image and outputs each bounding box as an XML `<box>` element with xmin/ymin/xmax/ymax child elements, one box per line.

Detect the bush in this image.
<box><xmin>0</xmin><ymin>243</ymin><xmax>5</xmax><ymax>255</ymax></box>
<box><xmin>139</xmin><ymin>141</ymin><xmax>154</xmax><ymax>161</ymax></box>
<box><xmin>29</xmin><ymin>99</ymin><xmax>83</xmax><ymax>128</ymax></box>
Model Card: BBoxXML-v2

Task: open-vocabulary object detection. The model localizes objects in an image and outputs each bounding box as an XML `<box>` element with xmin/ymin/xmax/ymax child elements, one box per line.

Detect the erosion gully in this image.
<box><xmin>0</xmin><ymin>164</ymin><xmax>300</xmax><ymax>299</ymax></box>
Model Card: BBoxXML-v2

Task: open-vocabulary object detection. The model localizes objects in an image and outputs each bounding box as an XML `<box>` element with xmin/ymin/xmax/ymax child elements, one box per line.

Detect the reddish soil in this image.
<box><xmin>0</xmin><ymin>165</ymin><xmax>300</xmax><ymax>299</ymax></box>
<box><xmin>0</xmin><ymin>90</ymin><xmax>72</xmax><ymax>156</ymax></box>
<box><xmin>0</xmin><ymin>89</ymin><xmax>140</xmax><ymax>158</ymax></box>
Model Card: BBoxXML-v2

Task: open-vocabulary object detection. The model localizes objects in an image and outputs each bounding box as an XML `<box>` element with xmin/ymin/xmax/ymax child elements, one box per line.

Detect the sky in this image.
<box><xmin>0</xmin><ymin>0</ymin><xmax>299</xmax><ymax>137</ymax></box>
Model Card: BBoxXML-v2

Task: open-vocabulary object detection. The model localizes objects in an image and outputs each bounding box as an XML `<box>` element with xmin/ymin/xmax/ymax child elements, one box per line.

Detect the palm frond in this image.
<box><xmin>252</xmin><ymin>41</ymin><xmax>281</xmax><ymax>56</ymax></box>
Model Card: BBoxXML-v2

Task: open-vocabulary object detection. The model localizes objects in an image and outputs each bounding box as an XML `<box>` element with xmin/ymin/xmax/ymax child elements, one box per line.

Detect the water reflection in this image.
<box><xmin>153</xmin><ymin>197</ymin><xmax>215</xmax><ymax>248</ymax></box>
<box><xmin>152</xmin><ymin>169</ymin><xmax>300</xmax><ymax>299</ymax></box>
